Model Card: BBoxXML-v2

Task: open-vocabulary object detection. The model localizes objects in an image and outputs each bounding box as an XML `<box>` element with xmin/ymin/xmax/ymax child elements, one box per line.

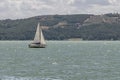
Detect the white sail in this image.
<box><xmin>40</xmin><ymin>28</ymin><xmax>46</xmax><ymax>45</ymax></box>
<box><xmin>33</xmin><ymin>23</ymin><xmax>40</xmax><ymax>43</ymax></box>
<box><xmin>33</xmin><ymin>23</ymin><xmax>46</xmax><ymax>45</ymax></box>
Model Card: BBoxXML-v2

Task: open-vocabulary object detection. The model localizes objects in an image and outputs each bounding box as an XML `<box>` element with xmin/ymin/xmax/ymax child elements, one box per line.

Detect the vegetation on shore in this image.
<box><xmin>0</xmin><ymin>13</ymin><xmax>120</xmax><ymax>40</ymax></box>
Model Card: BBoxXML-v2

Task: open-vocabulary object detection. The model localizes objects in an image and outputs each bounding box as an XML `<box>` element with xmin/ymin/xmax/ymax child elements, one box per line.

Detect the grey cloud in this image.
<box><xmin>85</xmin><ymin>0</ymin><xmax>110</xmax><ymax>5</ymax></box>
<box><xmin>0</xmin><ymin>0</ymin><xmax>120</xmax><ymax>19</ymax></box>
<box><xmin>0</xmin><ymin>1</ymin><xmax>9</xmax><ymax>11</ymax></box>
<box><xmin>72</xmin><ymin>0</ymin><xmax>110</xmax><ymax>8</ymax></box>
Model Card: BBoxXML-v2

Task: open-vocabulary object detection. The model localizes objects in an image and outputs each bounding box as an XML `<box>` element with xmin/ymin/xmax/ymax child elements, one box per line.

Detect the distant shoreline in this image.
<box><xmin>0</xmin><ymin>40</ymin><xmax>120</xmax><ymax>41</ymax></box>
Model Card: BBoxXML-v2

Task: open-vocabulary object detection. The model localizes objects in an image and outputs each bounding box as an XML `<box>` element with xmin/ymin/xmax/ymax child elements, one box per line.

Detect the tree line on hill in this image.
<box><xmin>0</xmin><ymin>13</ymin><xmax>120</xmax><ymax>40</ymax></box>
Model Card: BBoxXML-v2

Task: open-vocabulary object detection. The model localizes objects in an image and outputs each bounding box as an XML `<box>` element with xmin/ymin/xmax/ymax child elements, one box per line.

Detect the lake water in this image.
<box><xmin>0</xmin><ymin>41</ymin><xmax>120</xmax><ymax>80</ymax></box>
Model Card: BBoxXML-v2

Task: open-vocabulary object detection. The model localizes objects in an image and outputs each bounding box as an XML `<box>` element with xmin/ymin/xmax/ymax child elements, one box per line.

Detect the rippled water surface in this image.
<box><xmin>0</xmin><ymin>41</ymin><xmax>120</xmax><ymax>80</ymax></box>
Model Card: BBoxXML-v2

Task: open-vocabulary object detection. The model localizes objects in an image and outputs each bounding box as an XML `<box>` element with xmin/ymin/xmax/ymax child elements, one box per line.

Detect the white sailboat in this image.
<box><xmin>29</xmin><ymin>23</ymin><xmax>46</xmax><ymax>48</ymax></box>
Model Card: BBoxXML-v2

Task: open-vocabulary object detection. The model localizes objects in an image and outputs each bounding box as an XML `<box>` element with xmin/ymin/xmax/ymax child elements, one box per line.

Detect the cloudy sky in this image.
<box><xmin>0</xmin><ymin>0</ymin><xmax>120</xmax><ymax>19</ymax></box>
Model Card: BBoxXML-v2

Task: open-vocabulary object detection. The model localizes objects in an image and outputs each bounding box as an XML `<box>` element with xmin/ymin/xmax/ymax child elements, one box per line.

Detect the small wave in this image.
<box><xmin>52</xmin><ymin>62</ymin><xmax>58</xmax><ymax>65</ymax></box>
<box><xmin>106</xmin><ymin>49</ymin><xmax>111</xmax><ymax>53</ymax></box>
<box><xmin>67</xmin><ymin>45</ymin><xmax>71</xmax><ymax>47</ymax></box>
<box><xmin>0</xmin><ymin>76</ymin><xmax>62</xmax><ymax>80</ymax></box>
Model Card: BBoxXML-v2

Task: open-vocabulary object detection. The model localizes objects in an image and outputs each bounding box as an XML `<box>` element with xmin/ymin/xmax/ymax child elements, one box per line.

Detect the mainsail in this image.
<box><xmin>33</xmin><ymin>23</ymin><xmax>46</xmax><ymax>45</ymax></box>
<box><xmin>34</xmin><ymin>23</ymin><xmax>40</xmax><ymax>43</ymax></box>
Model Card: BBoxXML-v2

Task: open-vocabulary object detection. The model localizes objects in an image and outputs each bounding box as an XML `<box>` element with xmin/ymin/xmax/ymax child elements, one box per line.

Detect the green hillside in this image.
<box><xmin>0</xmin><ymin>13</ymin><xmax>120</xmax><ymax>40</ymax></box>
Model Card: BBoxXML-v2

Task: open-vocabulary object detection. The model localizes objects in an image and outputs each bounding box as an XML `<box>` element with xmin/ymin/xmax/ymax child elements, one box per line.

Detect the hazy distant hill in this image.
<box><xmin>0</xmin><ymin>13</ymin><xmax>120</xmax><ymax>40</ymax></box>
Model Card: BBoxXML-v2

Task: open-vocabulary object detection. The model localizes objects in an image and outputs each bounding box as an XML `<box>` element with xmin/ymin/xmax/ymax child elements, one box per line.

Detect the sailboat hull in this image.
<box><xmin>29</xmin><ymin>43</ymin><xmax>46</xmax><ymax>48</ymax></box>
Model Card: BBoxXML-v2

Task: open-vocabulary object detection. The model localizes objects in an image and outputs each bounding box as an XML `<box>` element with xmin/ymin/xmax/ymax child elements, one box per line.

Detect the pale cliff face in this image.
<box><xmin>83</xmin><ymin>15</ymin><xmax>120</xmax><ymax>26</ymax></box>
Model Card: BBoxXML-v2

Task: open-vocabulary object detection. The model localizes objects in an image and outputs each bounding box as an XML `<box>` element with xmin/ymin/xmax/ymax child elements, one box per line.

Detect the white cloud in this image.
<box><xmin>0</xmin><ymin>0</ymin><xmax>120</xmax><ymax>19</ymax></box>
<box><xmin>86</xmin><ymin>3</ymin><xmax>120</xmax><ymax>14</ymax></box>
<box><xmin>67</xmin><ymin>0</ymin><xmax>75</xmax><ymax>5</ymax></box>
<box><xmin>108</xmin><ymin>0</ymin><xmax>117</xmax><ymax>4</ymax></box>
